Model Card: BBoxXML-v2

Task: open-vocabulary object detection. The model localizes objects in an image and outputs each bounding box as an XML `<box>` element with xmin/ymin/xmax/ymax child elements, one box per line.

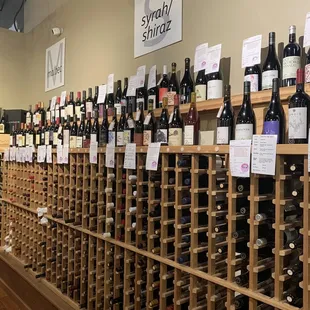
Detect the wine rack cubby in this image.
<box><xmin>1</xmin><ymin>145</ymin><xmax>309</xmax><ymax>310</ymax></box>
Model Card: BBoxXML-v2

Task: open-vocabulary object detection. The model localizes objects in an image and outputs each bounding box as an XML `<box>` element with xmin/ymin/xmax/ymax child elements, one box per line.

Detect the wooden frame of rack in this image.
<box><xmin>0</xmin><ymin>144</ymin><xmax>308</xmax><ymax>310</ymax></box>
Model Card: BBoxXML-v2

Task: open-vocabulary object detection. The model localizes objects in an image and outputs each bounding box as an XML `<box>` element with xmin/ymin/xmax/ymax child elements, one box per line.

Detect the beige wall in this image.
<box><xmin>19</xmin><ymin>0</ymin><xmax>310</xmax><ymax>121</ymax></box>
<box><xmin>0</xmin><ymin>28</ymin><xmax>25</xmax><ymax>110</ymax></box>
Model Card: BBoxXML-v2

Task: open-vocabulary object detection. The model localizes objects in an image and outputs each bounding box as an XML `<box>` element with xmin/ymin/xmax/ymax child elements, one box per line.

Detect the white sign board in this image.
<box><xmin>45</xmin><ymin>38</ymin><xmax>66</xmax><ymax>92</ymax></box>
<box><xmin>134</xmin><ymin>0</ymin><xmax>182</xmax><ymax>58</ymax></box>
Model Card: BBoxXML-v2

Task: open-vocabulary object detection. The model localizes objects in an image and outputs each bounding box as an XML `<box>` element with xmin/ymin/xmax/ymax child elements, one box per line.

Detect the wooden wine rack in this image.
<box><xmin>1</xmin><ymin>145</ymin><xmax>309</xmax><ymax>310</ymax></box>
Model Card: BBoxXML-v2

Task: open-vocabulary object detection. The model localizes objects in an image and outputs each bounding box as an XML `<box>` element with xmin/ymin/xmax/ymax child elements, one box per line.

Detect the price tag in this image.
<box><xmin>304</xmin><ymin>12</ymin><xmax>310</xmax><ymax>48</ymax></box>
<box><xmin>60</xmin><ymin>91</ymin><xmax>67</xmax><ymax>107</ymax></box>
<box><xmin>135</xmin><ymin>110</ymin><xmax>141</xmax><ymax>121</ymax></box>
<box><xmin>4</xmin><ymin>149</ymin><xmax>8</xmax><ymax>161</ymax></box>
<box><xmin>144</xmin><ymin>114</ymin><xmax>151</xmax><ymax>125</ymax></box>
<box><xmin>40</xmin><ymin>217</ymin><xmax>48</xmax><ymax>226</ymax></box>
<box><xmin>251</xmin><ymin>135</ymin><xmax>277</xmax><ymax>176</ymax></box>
<box><xmin>46</xmin><ymin>145</ymin><xmax>52</xmax><ymax>164</ymax></box>
<box><xmin>108</xmin><ymin>121</ymin><xmax>115</xmax><ymax>131</ymax></box>
<box><xmin>148</xmin><ymin>65</ymin><xmax>157</xmax><ymax>90</ymax></box>
<box><xmin>146</xmin><ymin>142</ymin><xmax>161</xmax><ymax>171</ymax></box>
<box><xmin>105</xmin><ymin>144</ymin><xmax>115</xmax><ymax>168</ymax></box>
<box><xmin>127</xmin><ymin>119</ymin><xmax>135</xmax><ymax>129</ymax></box>
<box><xmin>194</xmin><ymin>42</ymin><xmax>209</xmax><ymax>73</ymax></box>
<box><xmin>137</xmin><ymin>65</ymin><xmax>146</xmax><ymax>87</ymax></box>
<box><xmin>51</xmin><ymin>96</ymin><xmax>57</xmax><ymax>110</ymax></box>
<box><xmin>242</xmin><ymin>35</ymin><xmax>262</xmax><ymax>68</ymax></box>
<box><xmin>124</xmin><ymin>143</ymin><xmax>136</xmax><ymax>170</ymax></box>
<box><xmin>108</xmin><ymin>73</ymin><xmax>114</xmax><ymax>94</ymax></box>
<box><xmin>127</xmin><ymin>76</ymin><xmax>138</xmax><ymax>97</ymax></box>
<box><xmin>38</xmin><ymin>145</ymin><xmax>46</xmax><ymax>163</ymax></box>
<box><xmin>57</xmin><ymin>145</ymin><xmax>63</xmax><ymax>164</ymax></box>
<box><xmin>229</xmin><ymin>140</ymin><xmax>251</xmax><ymax>178</ymax></box>
<box><xmin>10</xmin><ymin>147</ymin><xmax>16</xmax><ymax>161</ymax></box>
<box><xmin>90</xmin><ymin>142</ymin><xmax>98</xmax><ymax>164</ymax></box>
<box><xmin>217</xmin><ymin>105</ymin><xmax>224</xmax><ymax>118</ymax></box>
<box><xmin>63</xmin><ymin>146</ymin><xmax>69</xmax><ymax>164</ymax></box>
<box><xmin>98</xmin><ymin>85</ymin><xmax>107</xmax><ymax>104</ymax></box>
<box><xmin>205</xmin><ymin>44</ymin><xmax>222</xmax><ymax>75</ymax></box>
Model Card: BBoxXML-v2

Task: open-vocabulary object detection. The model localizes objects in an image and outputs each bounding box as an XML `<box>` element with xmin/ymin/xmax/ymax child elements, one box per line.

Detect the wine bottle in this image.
<box><xmin>67</xmin><ymin>92</ymin><xmax>75</xmax><ymax>120</ymax></box>
<box><xmin>134</xmin><ymin>102</ymin><xmax>144</xmax><ymax>146</ymax></box>
<box><xmin>83</xmin><ymin>112</ymin><xmax>92</xmax><ymax>148</ymax></box>
<box><xmin>108</xmin><ymin>108</ymin><xmax>117</xmax><ymax>146</ymax></box>
<box><xmin>86</xmin><ymin>88</ymin><xmax>93</xmax><ymax>116</ymax></box>
<box><xmin>180</xmin><ymin>58</ymin><xmax>194</xmax><ymax>104</ymax></box>
<box><xmin>148</xmin><ymin>70</ymin><xmax>158</xmax><ymax>110</ymax></box>
<box><xmin>244</xmin><ymin>65</ymin><xmax>262</xmax><ymax>92</ymax></box>
<box><xmin>217</xmin><ymin>85</ymin><xmax>234</xmax><ymax>145</ymax></box>
<box><xmin>26</xmin><ymin>105</ymin><xmax>32</xmax><ymax>127</ymax></box>
<box><xmin>169</xmin><ymin>94</ymin><xmax>183</xmax><ymax>146</ymax></box>
<box><xmin>26</xmin><ymin>123</ymin><xmax>34</xmax><ymax>147</ymax></box>
<box><xmin>107</xmin><ymin>88</ymin><xmax>115</xmax><ymax>116</ymax></box>
<box><xmin>117</xmin><ymin>106</ymin><xmax>126</xmax><ymax>146</ymax></box>
<box><xmin>91</xmin><ymin>109</ymin><xmax>99</xmax><ymax>144</ymax></box>
<box><xmin>77</xmin><ymin>113</ymin><xmax>85</xmax><ymax>148</ymax></box>
<box><xmin>168</xmin><ymin>62</ymin><xmax>179</xmax><ymax>106</ymax></box>
<box><xmin>57</xmin><ymin>117</ymin><xmax>64</xmax><ymax>146</ymax></box>
<box><xmin>48</xmin><ymin>118</ymin><xmax>54</xmax><ymax>146</ymax></box>
<box><xmin>115</xmin><ymin>80</ymin><xmax>122</xmax><ymax>115</ymax></box>
<box><xmin>306</xmin><ymin>48</ymin><xmax>310</xmax><ymax>83</ymax></box>
<box><xmin>288</xmin><ymin>68</ymin><xmax>310</xmax><ymax>144</ymax></box>
<box><xmin>35</xmin><ymin>122</ymin><xmax>41</xmax><ymax>147</ymax></box>
<box><xmin>262</xmin><ymin>78</ymin><xmax>285</xmax><ymax>143</ymax></box>
<box><xmin>121</xmin><ymin>77</ymin><xmax>128</xmax><ymax>108</ymax></box>
<box><xmin>262</xmin><ymin>32</ymin><xmax>281</xmax><ymax>90</ymax></box>
<box><xmin>282</xmin><ymin>25</ymin><xmax>301</xmax><ymax>87</ymax></box>
<box><xmin>75</xmin><ymin>92</ymin><xmax>82</xmax><ymax>121</ymax></box>
<box><xmin>46</xmin><ymin>100</ymin><xmax>51</xmax><ymax>125</ymax></box>
<box><xmin>195</xmin><ymin>69</ymin><xmax>207</xmax><ymax>102</ymax></box>
<box><xmin>70</xmin><ymin>115</ymin><xmax>78</xmax><ymax>148</ymax></box>
<box><xmin>136</xmin><ymin>83</ymin><xmax>147</xmax><ymax>112</ymax></box>
<box><xmin>99</xmin><ymin>108</ymin><xmax>108</xmax><ymax>147</ymax></box>
<box><xmin>53</xmin><ymin>118</ymin><xmax>59</xmax><ymax>148</ymax></box>
<box><xmin>143</xmin><ymin>99</ymin><xmax>156</xmax><ymax>146</ymax></box>
<box><xmin>124</xmin><ymin>99</ymin><xmax>135</xmax><ymax>145</ymax></box>
<box><xmin>158</xmin><ymin>65</ymin><xmax>169</xmax><ymax>108</ymax></box>
<box><xmin>63</xmin><ymin>118</ymin><xmax>71</xmax><ymax>147</ymax></box>
<box><xmin>235</xmin><ymin>81</ymin><xmax>256</xmax><ymax>141</ymax></box>
<box><xmin>60</xmin><ymin>98</ymin><xmax>67</xmax><ymax>122</ymax></box>
<box><xmin>55</xmin><ymin>97</ymin><xmax>60</xmax><ymax>123</ymax></box>
<box><xmin>207</xmin><ymin>71</ymin><xmax>223</xmax><ymax>99</ymax></box>
<box><xmin>155</xmin><ymin>97</ymin><xmax>169</xmax><ymax>145</ymax></box>
<box><xmin>184</xmin><ymin>92</ymin><xmax>200</xmax><ymax>145</ymax></box>
<box><xmin>93</xmin><ymin>86</ymin><xmax>99</xmax><ymax>112</ymax></box>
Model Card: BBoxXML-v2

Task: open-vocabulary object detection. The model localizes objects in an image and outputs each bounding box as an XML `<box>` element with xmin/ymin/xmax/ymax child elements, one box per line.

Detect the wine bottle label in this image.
<box><xmin>244</xmin><ymin>74</ymin><xmax>259</xmax><ymax>92</ymax></box>
<box><xmin>9</xmin><ymin>136</ymin><xmax>12</xmax><ymax>146</ymax></box>
<box><xmin>262</xmin><ymin>70</ymin><xmax>278</xmax><ymax>90</ymax></box>
<box><xmin>46</xmin><ymin>111</ymin><xmax>50</xmax><ymax>122</ymax></box>
<box><xmin>159</xmin><ymin>88</ymin><xmax>168</xmax><ymax>105</ymax></box>
<box><xmin>53</xmin><ymin>132</ymin><xmax>58</xmax><ymax>145</ymax></box>
<box><xmin>135</xmin><ymin>111</ymin><xmax>141</xmax><ymax>121</ymax></box>
<box><xmin>306</xmin><ymin>64</ymin><xmax>310</xmax><ymax>83</ymax></box>
<box><xmin>136</xmin><ymin>98</ymin><xmax>144</xmax><ymax>112</ymax></box>
<box><xmin>123</xmin><ymin>130</ymin><xmax>131</xmax><ymax>145</ymax></box>
<box><xmin>44</xmin><ymin>132</ymin><xmax>49</xmax><ymax>145</ymax></box>
<box><xmin>49</xmin><ymin>131</ymin><xmax>53</xmax><ymax>144</ymax></box>
<box><xmin>143</xmin><ymin>130</ymin><xmax>152</xmax><ymax>146</ymax></box>
<box><xmin>127</xmin><ymin>119</ymin><xmax>135</xmax><ymax>129</ymax></box>
<box><xmin>195</xmin><ymin>84</ymin><xmax>207</xmax><ymax>102</ymax></box>
<box><xmin>64</xmin><ymin>130</ymin><xmax>70</xmax><ymax>146</ymax></box>
<box><xmin>86</xmin><ymin>102</ymin><xmax>93</xmax><ymax>114</ymax></box>
<box><xmin>26</xmin><ymin>115</ymin><xmax>31</xmax><ymax>125</ymax></box>
<box><xmin>117</xmin><ymin>132</ymin><xmax>124</xmax><ymax>146</ymax></box>
<box><xmin>155</xmin><ymin>129</ymin><xmax>168</xmax><ymax>143</ymax></box>
<box><xmin>27</xmin><ymin>134</ymin><xmax>33</xmax><ymax>147</ymax></box>
<box><xmin>134</xmin><ymin>133</ymin><xmax>143</xmax><ymax>146</ymax></box>
<box><xmin>76</xmin><ymin>136</ymin><xmax>83</xmax><ymax>148</ymax></box>
<box><xmin>262</xmin><ymin>121</ymin><xmax>280</xmax><ymax>143</ymax></box>
<box><xmin>75</xmin><ymin>106</ymin><xmax>81</xmax><ymax>120</ymax></box>
<box><xmin>83</xmin><ymin>138</ymin><xmax>90</xmax><ymax>148</ymax></box>
<box><xmin>115</xmin><ymin>103</ymin><xmax>122</xmax><ymax>115</ymax></box>
<box><xmin>61</xmin><ymin>109</ymin><xmax>67</xmax><ymax>119</ymax></box>
<box><xmin>288</xmin><ymin>107</ymin><xmax>307</xmax><ymax>139</ymax></box>
<box><xmin>148</xmin><ymin>95</ymin><xmax>157</xmax><ymax>109</ymax></box>
<box><xmin>217</xmin><ymin>127</ymin><xmax>230</xmax><ymax>145</ymax></box>
<box><xmin>108</xmin><ymin>132</ymin><xmax>116</xmax><ymax>145</ymax></box>
<box><xmin>235</xmin><ymin>124</ymin><xmax>253</xmax><ymax>140</ymax></box>
<box><xmin>144</xmin><ymin>115</ymin><xmax>151</xmax><ymax>125</ymax></box>
<box><xmin>70</xmin><ymin>136</ymin><xmax>77</xmax><ymax>148</ymax></box>
<box><xmin>91</xmin><ymin>133</ymin><xmax>97</xmax><ymax>144</ymax></box>
<box><xmin>167</xmin><ymin>91</ymin><xmax>177</xmax><ymax>106</ymax></box>
<box><xmin>283</xmin><ymin>56</ymin><xmax>301</xmax><ymax>80</ymax></box>
<box><xmin>67</xmin><ymin>106</ymin><xmax>74</xmax><ymax>118</ymax></box>
<box><xmin>108</xmin><ymin>122</ymin><xmax>115</xmax><ymax>131</ymax></box>
<box><xmin>168</xmin><ymin>128</ymin><xmax>182</xmax><ymax>146</ymax></box>
<box><xmin>184</xmin><ymin>125</ymin><xmax>194</xmax><ymax>145</ymax></box>
<box><xmin>55</xmin><ymin>109</ymin><xmax>60</xmax><ymax>119</ymax></box>
<box><xmin>207</xmin><ymin>80</ymin><xmax>223</xmax><ymax>99</ymax></box>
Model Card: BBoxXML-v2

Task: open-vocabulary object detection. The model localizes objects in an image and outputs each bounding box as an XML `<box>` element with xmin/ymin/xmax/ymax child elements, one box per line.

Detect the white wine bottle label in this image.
<box><xmin>117</xmin><ymin>132</ymin><xmax>124</xmax><ymax>146</ymax></box>
<box><xmin>195</xmin><ymin>84</ymin><xmax>207</xmax><ymax>102</ymax></box>
<box><xmin>67</xmin><ymin>106</ymin><xmax>74</xmax><ymax>118</ymax></box>
<box><xmin>143</xmin><ymin>130</ymin><xmax>152</xmax><ymax>146</ymax></box>
<box><xmin>70</xmin><ymin>136</ymin><xmax>77</xmax><ymax>148</ymax></box>
<box><xmin>46</xmin><ymin>111</ymin><xmax>51</xmax><ymax>122</ymax></box>
<box><xmin>148</xmin><ymin>95</ymin><xmax>156</xmax><ymax>109</ymax></box>
<box><xmin>167</xmin><ymin>91</ymin><xmax>177</xmax><ymax>106</ymax></box>
<box><xmin>64</xmin><ymin>130</ymin><xmax>70</xmax><ymax>146</ymax></box>
<box><xmin>143</xmin><ymin>115</ymin><xmax>151</xmax><ymax>125</ymax></box>
<box><xmin>53</xmin><ymin>133</ymin><xmax>58</xmax><ymax>145</ymax></box>
<box><xmin>288</xmin><ymin>107</ymin><xmax>307</xmax><ymax>139</ymax></box>
<box><xmin>184</xmin><ymin>125</ymin><xmax>194</xmax><ymax>145</ymax></box>
<box><xmin>306</xmin><ymin>64</ymin><xmax>310</xmax><ymax>83</ymax></box>
<box><xmin>123</xmin><ymin>130</ymin><xmax>131</xmax><ymax>145</ymax></box>
<box><xmin>108</xmin><ymin>132</ymin><xmax>116</xmax><ymax>145</ymax></box>
<box><xmin>75</xmin><ymin>106</ymin><xmax>81</xmax><ymax>120</ymax></box>
<box><xmin>235</xmin><ymin>124</ymin><xmax>253</xmax><ymax>140</ymax></box>
<box><xmin>244</xmin><ymin>74</ymin><xmax>259</xmax><ymax>92</ymax></box>
<box><xmin>45</xmin><ymin>132</ymin><xmax>49</xmax><ymax>145</ymax></box>
<box><xmin>27</xmin><ymin>134</ymin><xmax>33</xmax><ymax>147</ymax></box>
<box><xmin>36</xmin><ymin>134</ymin><xmax>40</xmax><ymax>146</ymax></box>
<box><xmin>115</xmin><ymin>103</ymin><xmax>122</xmax><ymax>115</ymax></box>
<box><xmin>155</xmin><ymin>129</ymin><xmax>168</xmax><ymax>143</ymax></box>
<box><xmin>61</xmin><ymin>109</ymin><xmax>67</xmax><ymax>118</ymax></box>
<box><xmin>207</xmin><ymin>80</ymin><xmax>223</xmax><ymax>99</ymax></box>
<box><xmin>76</xmin><ymin>136</ymin><xmax>83</xmax><ymax>148</ymax></box>
<box><xmin>262</xmin><ymin>70</ymin><xmax>278</xmax><ymax>90</ymax></box>
<box><xmin>283</xmin><ymin>56</ymin><xmax>300</xmax><ymax>80</ymax></box>
<box><xmin>26</xmin><ymin>115</ymin><xmax>31</xmax><ymax>125</ymax></box>
<box><xmin>86</xmin><ymin>102</ymin><xmax>93</xmax><ymax>114</ymax></box>
<box><xmin>169</xmin><ymin>128</ymin><xmax>182</xmax><ymax>146</ymax></box>
<box><xmin>217</xmin><ymin>127</ymin><xmax>229</xmax><ymax>144</ymax></box>
<box><xmin>127</xmin><ymin>119</ymin><xmax>135</xmax><ymax>129</ymax></box>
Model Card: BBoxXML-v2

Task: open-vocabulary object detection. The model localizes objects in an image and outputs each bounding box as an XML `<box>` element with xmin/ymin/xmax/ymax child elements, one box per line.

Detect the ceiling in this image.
<box><xmin>0</xmin><ymin>0</ymin><xmax>25</xmax><ymax>32</ymax></box>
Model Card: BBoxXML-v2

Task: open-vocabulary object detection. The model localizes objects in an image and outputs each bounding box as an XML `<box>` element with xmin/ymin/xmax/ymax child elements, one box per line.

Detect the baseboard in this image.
<box><xmin>0</xmin><ymin>251</ymin><xmax>79</xmax><ymax>310</ymax></box>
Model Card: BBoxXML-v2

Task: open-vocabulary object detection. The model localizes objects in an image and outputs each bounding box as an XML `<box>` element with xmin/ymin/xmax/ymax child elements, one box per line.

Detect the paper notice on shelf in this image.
<box><xmin>46</xmin><ymin>145</ymin><xmax>52</xmax><ymax>163</ymax></box>
<box><xmin>146</xmin><ymin>142</ymin><xmax>161</xmax><ymax>171</ymax></box>
<box><xmin>63</xmin><ymin>146</ymin><xmax>69</xmax><ymax>164</ymax></box>
<box><xmin>4</xmin><ymin>149</ymin><xmax>8</xmax><ymax>161</ymax></box>
<box><xmin>194</xmin><ymin>43</ymin><xmax>209</xmax><ymax>73</ymax></box>
<box><xmin>304</xmin><ymin>12</ymin><xmax>310</xmax><ymax>48</ymax></box>
<box><xmin>127</xmin><ymin>75</ymin><xmax>138</xmax><ymax>97</ymax></box>
<box><xmin>57</xmin><ymin>145</ymin><xmax>63</xmax><ymax>164</ymax></box>
<box><xmin>38</xmin><ymin>145</ymin><xmax>46</xmax><ymax>163</ymax></box>
<box><xmin>124</xmin><ymin>143</ymin><xmax>136</xmax><ymax>169</ymax></box>
<box><xmin>51</xmin><ymin>96</ymin><xmax>57</xmax><ymax>110</ymax></box>
<box><xmin>60</xmin><ymin>91</ymin><xmax>67</xmax><ymax>107</ymax></box>
<box><xmin>148</xmin><ymin>65</ymin><xmax>157</xmax><ymax>90</ymax></box>
<box><xmin>137</xmin><ymin>65</ymin><xmax>146</xmax><ymax>87</ymax></box>
<box><xmin>90</xmin><ymin>142</ymin><xmax>98</xmax><ymax>164</ymax></box>
<box><xmin>242</xmin><ymin>35</ymin><xmax>262</xmax><ymax>68</ymax></box>
<box><xmin>205</xmin><ymin>44</ymin><xmax>222</xmax><ymax>75</ymax></box>
<box><xmin>106</xmin><ymin>144</ymin><xmax>115</xmax><ymax>168</ymax></box>
<box><xmin>108</xmin><ymin>73</ymin><xmax>114</xmax><ymax>94</ymax></box>
<box><xmin>229</xmin><ymin>140</ymin><xmax>251</xmax><ymax>177</ymax></box>
<box><xmin>98</xmin><ymin>85</ymin><xmax>107</xmax><ymax>103</ymax></box>
<box><xmin>10</xmin><ymin>147</ymin><xmax>16</xmax><ymax>161</ymax></box>
<box><xmin>251</xmin><ymin>135</ymin><xmax>277</xmax><ymax>176</ymax></box>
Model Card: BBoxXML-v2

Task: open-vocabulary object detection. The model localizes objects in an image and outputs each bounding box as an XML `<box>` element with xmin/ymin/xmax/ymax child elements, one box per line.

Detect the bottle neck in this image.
<box><xmin>270</xmin><ymin>90</ymin><xmax>280</xmax><ymax>107</ymax></box>
<box><xmin>289</xmin><ymin>33</ymin><xmax>296</xmax><ymax>43</ymax></box>
<box><xmin>268</xmin><ymin>42</ymin><xmax>276</xmax><ymax>56</ymax></box>
<box><xmin>242</xmin><ymin>93</ymin><xmax>251</xmax><ymax>106</ymax></box>
<box><xmin>296</xmin><ymin>83</ymin><xmax>304</xmax><ymax>92</ymax></box>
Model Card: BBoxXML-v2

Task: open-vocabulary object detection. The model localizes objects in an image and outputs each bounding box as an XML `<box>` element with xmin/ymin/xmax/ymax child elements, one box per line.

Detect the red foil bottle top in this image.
<box><xmin>77</xmin><ymin>91</ymin><xmax>81</xmax><ymax>98</ymax></box>
<box><xmin>296</xmin><ymin>68</ymin><xmax>305</xmax><ymax>85</ymax></box>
